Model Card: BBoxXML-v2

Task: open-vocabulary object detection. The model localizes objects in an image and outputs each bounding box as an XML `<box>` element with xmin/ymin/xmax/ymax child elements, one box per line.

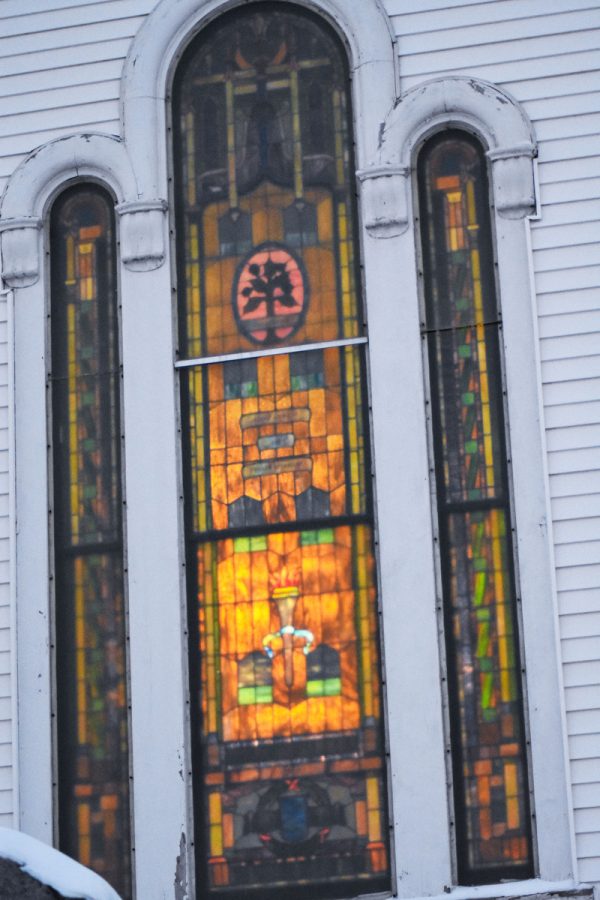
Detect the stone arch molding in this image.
<box><xmin>357</xmin><ymin>76</ymin><xmax>537</xmax><ymax>238</ymax></box>
<box><xmin>0</xmin><ymin>132</ymin><xmax>168</xmax><ymax>287</ymax></box>
<box><xmin>121</xmin><ymin>0</ymin><xmax>398</xmax><ymax>200</ymax></box>
<box><xmin>1</xmin><ymin>0</ymin><xmax>397</xmax><ymax>287</ymax></box>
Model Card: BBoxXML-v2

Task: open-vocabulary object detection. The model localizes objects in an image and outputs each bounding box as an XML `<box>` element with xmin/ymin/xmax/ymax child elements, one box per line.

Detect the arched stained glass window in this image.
<box><xmin>173</xmin><ymin>6</ymin><xmax>390</xmax><ymax>898</ymax></box>
<box><xmin>418</xmin><ymin>132</ymin><xmax>534</xmax><ymax>884</ymax></box>
<box><xmin>50</xmin><ymin>186</ymin><xmax>131</xmax><ymax>898</ymax></box>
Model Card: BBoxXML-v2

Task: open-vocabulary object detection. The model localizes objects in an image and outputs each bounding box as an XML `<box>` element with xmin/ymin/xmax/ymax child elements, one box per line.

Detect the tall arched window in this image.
<box><xmin>50</xmin><ymin>185</ymin><xmax>131</xmax><ymax>898</ymax></box>
<box><xmin>418</xmin><ymin>132</ymin><xmax>534</xmax><ymax>884</ymax></box>
<box><xmin>173</xmin><ymin>6</ymin><xmax>390</xmax><ymax>898</ymax></box>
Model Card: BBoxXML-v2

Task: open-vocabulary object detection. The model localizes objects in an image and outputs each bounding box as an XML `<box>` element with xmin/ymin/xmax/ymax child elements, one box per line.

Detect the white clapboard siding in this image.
<box><xmin>0</xmin><ymin>60</ymin><xmax>124</xmax><ymax>100</ymax></box>
<box><xmin>544</xmin><ymin>377</ymin><xmax>600</xmax><ymax>407</ymax></box>
<box><xmin>539</xmin><ymin>311</ymin><xmax>600</xmax><ymax>342</ymax></box>
<box><xmin>536</xmin><ymin>245</ymin><xmax>600</xmax><ymax>277</ymax></box>
<box><xmin>562</xmin><ymin>613</ymin><xmax>600</xmax><ymax>642</ymax></box>
<box><xmin>399</xmin><ymin>48</ymin><xmax>599</xmax><ymax>86</ymax></box>
<box><xmin>0</xmin><ymin>0</ymin><xmax>154</xmax><ymax>196</ymax></box>
<box><xmin>542</xmin><ymin>332</ymin><xmax>600</xmax><ymax>362</ymax></box>
<box><xmin>556</xmin><ymin>542</ymin><xmax>600</xmax><ymax>571</ymax></box>
<box><xmin>533</xmin><ymin>227</ymin><xmax>598</xmax><ymax>256</ymax></box>
<box><xmin>0</xmin><ymin>80</ymin><xmax>122</xmax><ymax>117</ymax></box>
<box><xmin>564</xmin><ymin>660</ymin><xmax>600</xmax><ymax>688</ymax></box>
<box><xmin>391</xmin><ymin>0</ymin><xmax>600</xmax><ymax>883</ymax></box>
<box><xmin>505</xmin><ymin>69</ymin><xmax>600</xmax><ymax>104</ymax></box>
<box><xmin>576</xmin><ymin>807</ymin><xmax>600</xmax><ymax>834</ymax></box>
<box><xmin>554</xmin><ymin>519</ymin><xmax>600</xmax><ymax>547</ymax></box>
<box><xmin>545</xmin><ymin>401</ymin><xmax>600</xmax><ymax>431</ymax></box>
<box><xmin>566</xmin><ymin>686</ymin><xmax>600</xmax><ymax>715</ymax></box>
<box><xmin>560</xmin><ymin>590</ymin><xmax>600</xmax><ymax>618</ymax></box>
<box><xmin>537</xmin><ymin>157</ymin><xmax>600</xmax><ymax>187</ymax></box>
<box><xmin>0</xmin><ymin>0</ymin><xmax>597</xmax><ymax>884</ymax></box>
<box><xmin>550</xmin><ymin>469</ymin><xmax>600</xmax><ymax>497</ymax></box>
<box><xmin>0</xmin><ymin>0</ymin><xmax>149</xmax><ymax>33</ymax></box>
<box><xmin>526</xmin><ymin>92</ymin><xmax>600</xmax><ymax>121</ymax></box>
<box><xmin>397</xmin><ymin>12</ymin><xmax>600</xmax><ymax>56</ymax></box>
<box><xmin>388</xmin><ymin>0</ymin><xmax>599</xmax><ymax>29</ymax></box>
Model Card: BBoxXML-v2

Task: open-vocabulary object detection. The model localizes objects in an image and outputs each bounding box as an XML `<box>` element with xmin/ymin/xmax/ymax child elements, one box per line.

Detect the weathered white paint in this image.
<box><xmin>0</xmin><ymin>145</ymin><xmax>187</xmax><ymax>900</ymax></box>
<box><xmin>0</xmin><ymin>0</ymin><xmax>597</xmax><ymax>894</ymax></box>
<box><xmin>0</xmin><ymin>289</ymin><xmax>15</xmax><ymax>831</ymax></box>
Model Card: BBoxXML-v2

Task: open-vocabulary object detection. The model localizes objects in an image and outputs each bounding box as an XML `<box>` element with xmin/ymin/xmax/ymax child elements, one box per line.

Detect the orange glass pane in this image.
<box><xmin>196</xmin><ymin>525</ymin><xmax>387</xmax><ymax>891</ymax></box>
<box><xmin>175</xmin><ymin>7</ymin><xmax>388</xmax><ymax>897</ymax></box>
<box><xmin>186</xmin><ymin>346</ymin><xmax>367</xmax><ymax>533</ymax></box>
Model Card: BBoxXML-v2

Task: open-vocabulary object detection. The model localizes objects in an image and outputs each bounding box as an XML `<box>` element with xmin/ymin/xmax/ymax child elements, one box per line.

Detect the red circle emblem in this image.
<box><xmin>233</xmin><ymin>243</ymin><xmax>308</xmax><ymax>345</ymax></box>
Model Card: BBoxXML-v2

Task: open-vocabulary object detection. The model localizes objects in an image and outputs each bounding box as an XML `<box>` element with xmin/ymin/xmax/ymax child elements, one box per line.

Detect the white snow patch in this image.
<box><xmin>0</xmin><ymin>827</ymin><xmax>122</xmax><ymax>900</ymax></box>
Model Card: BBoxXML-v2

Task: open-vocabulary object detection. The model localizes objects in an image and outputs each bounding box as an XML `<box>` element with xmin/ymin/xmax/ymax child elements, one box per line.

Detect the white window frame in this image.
<box><xmin>0</xmin><ymin>2</ymin><xmax>578</xmax><ymax>898</ymax></box>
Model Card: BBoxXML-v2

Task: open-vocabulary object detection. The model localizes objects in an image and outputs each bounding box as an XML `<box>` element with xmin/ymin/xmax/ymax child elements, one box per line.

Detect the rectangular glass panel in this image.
<box><xmin>419</xmin><ymin>134</ymin><xmax>533</xmax><ymax>882</ymax></box>
<box><xmin>185</xmin><ymin>345</ymin><xmax>367</xmax><ymax>533</ymax></box>
<box><xmin>427</xmin><ymin>324</ymin><xmax>505</xmax><ymax>504</ymax></box>
<box><xmin>55</xmin><ymin>552</ymin><xmax>130</xmax><ymax>891</ymax></box>
<box><xmin>194</xmin><ymin>524</ymin><xmax>388</xmax><ymax>892</ymax></box>
<box><xmin>445</xmin><ymin>509</ymin><xmax>530</xmax><ymax>872</ymax></box>
<box><xmin>51</xmin><ymin>188</ymin><xmax>131</xmax><ymax>899</ymax></box>
<box><xmin>175</xmin><ymin>10</ymin><xmax>390</xmax><ymax>897</ymax></box>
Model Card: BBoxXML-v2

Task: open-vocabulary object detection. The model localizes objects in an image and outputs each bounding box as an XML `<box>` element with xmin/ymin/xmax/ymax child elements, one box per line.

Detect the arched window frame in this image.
<box><xmin>357</xmin><ymin>76</ymin><xmax>576</xmax><ymax>892</ymax></box>
<box><xmin>0</xmin><ymin>5</ymin><xmax>577</xmax><ymax>900</ymax></box>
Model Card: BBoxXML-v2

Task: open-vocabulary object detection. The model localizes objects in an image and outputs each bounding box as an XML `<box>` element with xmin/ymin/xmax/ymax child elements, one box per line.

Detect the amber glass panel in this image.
<box><xmin>174</xmin><ymin>7</ymin><xmax>389</xmax><ymax>899</ymax></box>
<box><xmin>51</xmin><ymin>186</ymin><xmax>131</xmax><ymax>898</ymax></box>
<box><xmin>175</xmin><ymin>4</ymin><xmax>360</xmax><ymax>360</ymax></box>
<box><xmin>419</xmin><ymin>133</ymin><xmax>533</xmax><ymax>882</ymax></box>
<box><xmin>195</xmin><ymin>525</ymin><xmax>387</xmax><ymax>893</ymax></box>
<box><xmin>186</xmin><ymin>345</ymin><xmax>367</xmax><ymax>533</ymax></box>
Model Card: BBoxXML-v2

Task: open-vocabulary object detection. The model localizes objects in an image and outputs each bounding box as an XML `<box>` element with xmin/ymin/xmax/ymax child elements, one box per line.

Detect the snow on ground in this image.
<box><xmin>0</xmin><ymin>827</ymin><xmax>122</xmax><ymax>900</ymax></box>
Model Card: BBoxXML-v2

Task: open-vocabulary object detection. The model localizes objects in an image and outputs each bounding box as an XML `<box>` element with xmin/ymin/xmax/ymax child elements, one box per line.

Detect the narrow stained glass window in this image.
<box><xmin>50</xmin><ymin>186</ymin><xmax>131</xmax><ymax>898</ymax></box>
<box><xmin>174</xmin><ymin>6</ymin><xmax>390</xmax><ymax>899</ymax></box>
<box><xmin>418</xmin><ymin>132</ymin><xmax>534</xmax><ymax>883</ymax></box>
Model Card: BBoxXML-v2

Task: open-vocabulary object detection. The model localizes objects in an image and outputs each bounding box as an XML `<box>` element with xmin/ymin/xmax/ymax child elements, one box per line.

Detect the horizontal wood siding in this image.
<box><xmin>0</xmin><ymin>0</ymin><xmax>154</xmax><ymax>193</ymax></box>
<box><xmin>390</xmin><ymin>0</ymin><xmax>600</xmax><ymax>885</ymax></box>
<box><xmin>0</xmin><ymin>0</ymin><xmax>598</xmax><ymax>885</ymax></box>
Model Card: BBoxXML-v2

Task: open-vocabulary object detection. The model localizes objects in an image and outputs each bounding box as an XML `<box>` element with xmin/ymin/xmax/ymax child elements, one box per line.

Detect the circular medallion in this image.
<box><xmin>233</xmin><ymin>243</ymin><xmax>308</xmax><ymax>346</ymax></box>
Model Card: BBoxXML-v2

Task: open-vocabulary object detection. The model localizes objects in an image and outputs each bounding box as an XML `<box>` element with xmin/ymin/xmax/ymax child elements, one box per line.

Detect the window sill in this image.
<box><xmin>378</xmin><ymin>881</ymin><xmax>594</xmax><ymax>900</ymax></box>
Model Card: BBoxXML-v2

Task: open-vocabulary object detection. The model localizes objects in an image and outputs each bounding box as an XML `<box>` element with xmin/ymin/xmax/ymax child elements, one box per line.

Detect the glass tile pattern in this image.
<box><xmin>185</xmin><ymin>345</ymin><xmax>366</xmax><ymax>533</ymax></box>
<box><xmin>176</xmin><ymin>5</ymin><xmax>360</xmax><ymax>360</ymax></box>
<box><xmin>195</xmin><ymin>526</ymin><xmax>387</xmax><ymax>893</ymax></box>
<box><xmin>174</xmin><ymin>6</ymin><xmax>389</xmax><ymax>898</ymax></box>
<box><xmin>51</xmin><ymin>187</ymin><xmax>131</xmax><ymax>898</ymax></box>
<box><xmin>419</xmin><ymin>133</ymin><xmax>533</xmax><ymax>882</ymax></box>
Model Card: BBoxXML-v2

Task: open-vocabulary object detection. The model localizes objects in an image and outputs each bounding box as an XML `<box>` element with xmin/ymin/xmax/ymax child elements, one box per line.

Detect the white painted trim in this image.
<box><xmin>0</xmin><ymin>135</ymin><xmax>166</xmax><ymax>282</ymax></box>
<box><xmin>2</xmin><ymin>287</ymin><xmax>18</xmax><ymax>829</ymax></box>
<box><xmin>523</xmin><ymin>221</ymin><xmax>578</xmax><ymax>883</ymax></box>
<box><xmin>1</xmin><ymin>134</ymin><xmax>138</xmax><ymax>218</ymax></box>
<box><xmin>411</xmin><ymin>879</ymin><xmax>585</xmax><ymax>900</ymax></box>
<box><xmin>120</xmin><ymin>0</ymin><xmax>398</xmax><ymax>202</ymax></box>
<box><xmin>12</xmin><ymin>233</ymin><xmax>53</xmax><ymax>844</ymax></box>
<box><xmin>0</xmin><ymin>5</ymin><xmax>578</xmax><ymax>900</ymax></box>
<box><xmin>358</xmin><ymin>78</ymin><xmax>536</xmax><ymax>236</ymax></box>
<box><xmin>360</xmin><ymin>75</ymin><xmax>575</xmax><ymax>887</ymax></box>
<box><xmin>175</xmin><ymin>336</ymin><xmax>368</xmax><ymax>368</ymax></box>
<box><xmin>0</xmin><ymin>1</ymin><xmax>397</xmax><ymax>895</ymax></box>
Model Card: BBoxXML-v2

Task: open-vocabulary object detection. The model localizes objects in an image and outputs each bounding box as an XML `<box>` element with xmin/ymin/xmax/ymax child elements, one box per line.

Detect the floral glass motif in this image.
<box><xmin>174</xmin><ymin>6</ymin><xmax>389</xmax><ymax>898</ymax></box>
<box><xmin>50</xmin><ymin>187</ymin><xmax>131</xmax><ymax>898</ymax></box>
<box><xmin>419</xmin><ymin>133</ymin><xmax>533</xmax><ymax>883</ymax></box>
<box><xmin>234</xmin><ymin>243</ymin><xmax>308</xmax><ymax>345</ymax></box>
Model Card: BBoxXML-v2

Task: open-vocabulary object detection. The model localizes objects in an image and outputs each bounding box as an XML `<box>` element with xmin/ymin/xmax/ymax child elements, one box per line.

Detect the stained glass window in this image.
<box><xmin>418</xmin><ymin>132</ymin><xmax>534</xmax><ymax>883</ymax></box>
<box><xmin>174</xmin><ymin>6</ymin><xmax>390</xmax><ymax>898</ymax></box>
<box><xmin>50</xmin><ymin>186</ymin><xmax>131</xmax><ymax>898</ymax></box>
